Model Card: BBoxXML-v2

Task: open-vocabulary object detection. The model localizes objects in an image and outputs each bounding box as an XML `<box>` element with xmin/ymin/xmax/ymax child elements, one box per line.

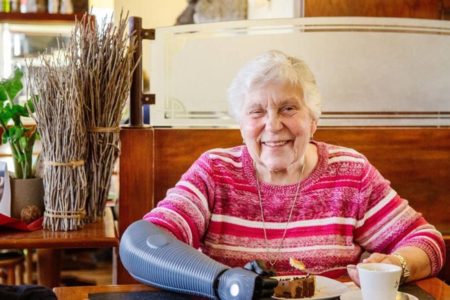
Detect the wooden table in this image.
<box><xmin>54</xmin><ymin>277</ymin><xmax>450</xmax><ymax>300</ymax></box>
<box><xmin>0</xmin><ymin>208</ymin><xmax>117</xmax><ymax>249</ymax></box>
<box><xmin>54</xmin><ymin>284</ymin><xmax>156</xmax><ymax>300</ymax></box>
<box><xmin>0</xmin><ymin>208</ymin><xmax>118</xmax><ymax>287</ymax></box>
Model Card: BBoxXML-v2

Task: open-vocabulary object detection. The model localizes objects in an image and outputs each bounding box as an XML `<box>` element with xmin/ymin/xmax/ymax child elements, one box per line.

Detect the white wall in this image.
<box><xmin>113</xmin><ymin>1</ymin><xmax>186</xmax><ymax>83</ymax></box>
<box><xmin>113</xmin><ymin>0</ymin><xmax>186</xmax><ymax>28</ymax></box>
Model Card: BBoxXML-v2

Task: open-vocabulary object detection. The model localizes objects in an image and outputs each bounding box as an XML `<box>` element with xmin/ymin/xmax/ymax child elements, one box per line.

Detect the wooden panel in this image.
<box><xmin>118</xmin><ymin>127</ymin><xmax>154</xmax><ymax>284</ymax></box>
<box><xmin>118</xmin><ymin>127</ymin><xmax>155</xmax><ymax>239</ymax></box>
<box><xmin>443</xmin><ymin>0</ymin><xmax>450</xmax><ymax>19</ymax></box>
<box><xmin>305</xmin><ymin>0</ymin><xmax>441</xmax><ymax>19</ymax></box>
<box><xmin>315</xmin><ymin>127</ymin><xmax>450</xmax><ymax>233</ymax></box>
<box><xmin>153</xmin><ymin>129</ymin><xmax>243</xmax><ymax>202</ymax></box>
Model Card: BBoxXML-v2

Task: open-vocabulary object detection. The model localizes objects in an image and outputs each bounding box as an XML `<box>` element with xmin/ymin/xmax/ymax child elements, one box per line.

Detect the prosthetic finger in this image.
<box><xmin>253</xmin><ymin>276</ymin><xmax>278</xmax><ymax>298</ymax></box>
<box><xmin>244</xmin><ymin>260</ymin><xmax>275</xmax><ymax>276</ymax></box>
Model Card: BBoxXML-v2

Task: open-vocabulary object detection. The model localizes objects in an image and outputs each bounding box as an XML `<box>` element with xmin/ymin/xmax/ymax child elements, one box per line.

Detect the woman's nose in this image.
<box><xmin>266</xmin><ymin>113</ymin><xmax>283</xmax><ymax>132</ymax></box>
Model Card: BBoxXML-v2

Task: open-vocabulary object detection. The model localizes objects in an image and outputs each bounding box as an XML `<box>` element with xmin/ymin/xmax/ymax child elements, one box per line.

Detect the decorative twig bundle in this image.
<box><xmin>30</xmin><ymin>52</ymin><xmax>88</xmax><ymax>231</ymax></box>
<box><xmin>73</xmin><ymin>12</ymin><xmax>137</xmax><ymax>222</ymax></box>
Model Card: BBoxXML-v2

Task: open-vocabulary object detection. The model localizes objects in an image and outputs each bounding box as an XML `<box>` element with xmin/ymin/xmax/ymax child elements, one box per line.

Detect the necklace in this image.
<box><xmin>256</xmin><ymin>162</ymin><xmax>306</xmax><ymax>267</ymax></box>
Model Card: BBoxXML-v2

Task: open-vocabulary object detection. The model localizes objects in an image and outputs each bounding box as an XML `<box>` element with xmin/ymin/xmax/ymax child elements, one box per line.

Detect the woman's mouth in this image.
<box><xmin>262</xmin><ymin>140</ymin><xmax>291</xmax><ymax>147</ymax></box>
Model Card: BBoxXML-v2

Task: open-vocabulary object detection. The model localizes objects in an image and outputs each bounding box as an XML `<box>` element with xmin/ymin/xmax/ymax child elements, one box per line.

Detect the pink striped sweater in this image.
<box><xmin>143</xmin><ymin>141</ymin><xmax>445</xmax><ymax>278</ymax></box>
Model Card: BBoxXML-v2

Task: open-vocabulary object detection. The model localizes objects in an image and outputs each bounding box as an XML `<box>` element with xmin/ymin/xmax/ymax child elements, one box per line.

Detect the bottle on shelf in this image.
<box><xmin>60</xmin><ymin>0</ymin><xmax>72</xmax><ymax>14</ymax></box>
<box><xmin>36</xmin><ymin>0</ymin><xmax>45</xmax><ymax>12</ymax></box>
<box><xmin>2</xmin><ymin>0</ymin><xmax>10</xmax><ymax>12</ymax></box>
<box><xmin>25</xmin><ymin>0</ymin><xmax>38</xmax><ymax>13</ymax></box>
<box><xmin>47</xmin><ymin>0</ymin><xmax>58</xmax><ymax>14</ymax></box>
<box><xmin>20</xmin><ymin>0</ymin><xmax>26</xmax><ymax>12</ymax></box>
<box><xmin>10</xmin><ymin>0</ymin><xmax>20</xmax><ymax>12</ymax></box>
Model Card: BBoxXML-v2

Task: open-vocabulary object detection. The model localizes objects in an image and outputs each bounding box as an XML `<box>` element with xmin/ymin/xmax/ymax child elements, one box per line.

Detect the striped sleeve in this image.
<box><xmin>354</xmin><ymin>161</ymin><xmax>445</xmax><ymax>276</ymax></box>
<box><xmin>143</xmin><ymin>152</ymin><xmax>215</xmax><ymax>249</ymax></box>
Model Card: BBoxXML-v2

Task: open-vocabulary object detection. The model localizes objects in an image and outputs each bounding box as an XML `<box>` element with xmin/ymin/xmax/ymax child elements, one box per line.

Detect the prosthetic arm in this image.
<box><xmin>120</xmin><ymin>220</ymin><xmax>277</xmax><ymax>299</ymax></box>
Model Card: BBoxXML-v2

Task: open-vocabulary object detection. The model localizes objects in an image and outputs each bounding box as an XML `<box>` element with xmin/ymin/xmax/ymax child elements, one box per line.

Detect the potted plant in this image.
<box><xmin>0</xmin><ymin>68</ymin><xmax>43</xmax><ymax>223</ymax></box>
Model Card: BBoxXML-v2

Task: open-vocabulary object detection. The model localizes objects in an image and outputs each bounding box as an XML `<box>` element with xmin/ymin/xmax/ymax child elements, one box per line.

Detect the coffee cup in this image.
<box><xmin>357</xmin><ymin>263</ymin><xmax>402</xmax><ymax>300</ymax></box>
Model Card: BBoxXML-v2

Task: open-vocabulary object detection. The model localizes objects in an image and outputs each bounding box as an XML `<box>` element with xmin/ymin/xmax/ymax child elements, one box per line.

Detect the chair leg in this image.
<box><xmin>25</xmin><ymin>249</ymin><xmax>33</xmax><ymax>284</ymax></box>
<box><xmin>19</xmin><ymin>260</ymin><xmax>24</xmax><ymax>284</ymax></box>
<box><xmin>0</xmin><ymin>269</ymin><xmax>6</xmax><ymax>284</ymax></box>
<box><xmin>8</xmin><ymin>266</ymin><xmax>15</xmax><ymax>285</ymax></box>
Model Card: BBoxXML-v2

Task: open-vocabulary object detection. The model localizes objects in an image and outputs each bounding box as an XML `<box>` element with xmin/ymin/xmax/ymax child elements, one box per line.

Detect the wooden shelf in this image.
<box><xmin>0</xmin><ymin>12</ymin><xmax>86</xmax><ymax>23</ymax></box>
<box><xmin>0</xmin><ymin>207</ymin><xmax>118</xmax><ymax>249</ymax></box>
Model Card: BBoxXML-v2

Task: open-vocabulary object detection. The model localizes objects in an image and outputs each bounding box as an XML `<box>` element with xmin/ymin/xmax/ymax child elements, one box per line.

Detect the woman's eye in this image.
<box><xmin>282</xmin><ymin>106</ymin><xmax>296</xmax><ymax>113</ymax></box>
<box><xmin>249</xmin><ymin>109</ymin><xmax>264</xmax><ymax>115</ymax></box>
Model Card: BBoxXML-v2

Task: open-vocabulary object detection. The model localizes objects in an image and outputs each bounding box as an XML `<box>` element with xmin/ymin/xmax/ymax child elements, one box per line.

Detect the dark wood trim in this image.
<box><xmin>305</xmin><ymin>0</ymin><xmax>441</xmax><ymax>19</ymax></box>
<box><xmin>118</xmin><ymin>127</ymin><xmax>154</xmax><ymax>283</ymax></box>
<box><xmin>0</xmin><ymin>12</ymin><xmax>85</xmax><ymax>23</ymax></box>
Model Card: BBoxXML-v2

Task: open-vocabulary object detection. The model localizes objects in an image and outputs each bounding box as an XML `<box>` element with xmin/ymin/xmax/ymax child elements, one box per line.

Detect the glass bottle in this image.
<box><xmin>10</xmin><ymin>0</ymin><xmax>20</xmax><ymax>12</ymax></box>
<box><xmin>60</xmin><ymin>0</ymin><xmax>72</xmax><ymax>14</ymax></box>
<box><xmin>47</xmin><ymin>0</ymin><xmax>58</xmax><ymax>13</ymax></box>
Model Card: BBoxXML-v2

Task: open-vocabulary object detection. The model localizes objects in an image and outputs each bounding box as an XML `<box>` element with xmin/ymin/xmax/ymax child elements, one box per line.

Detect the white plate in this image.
<box><xmin>340</xmin><ymin>290</ymin><xmax>418</xmax><ymax>300</ymax></box>
<box><xmin>272</xmin><ymin>275</ymin><xmax>350</xmax><ymax>300</ymax></box>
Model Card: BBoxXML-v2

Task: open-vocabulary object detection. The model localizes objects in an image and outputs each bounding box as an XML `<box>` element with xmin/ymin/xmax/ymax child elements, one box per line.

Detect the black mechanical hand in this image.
<box><xmin>244</xmin><ymin>260</ymin><xmax>275</xmax><ymax>277</ymax></box>
<box><xmin>121</xmin><ymin>220</ymin><xmax>279</xmax><ymax>300</ymax></box>
<box><xmin>216</xmin><ymin>267</ymin><xmax>278</xmax><ymax>300</ymax></box>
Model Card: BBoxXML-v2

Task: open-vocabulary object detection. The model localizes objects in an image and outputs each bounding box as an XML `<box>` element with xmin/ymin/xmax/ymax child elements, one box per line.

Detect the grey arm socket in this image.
<box><xmin>119</xmin><ymin>220</ymin><xmax>229</xmax><ymax>299</ymax></box>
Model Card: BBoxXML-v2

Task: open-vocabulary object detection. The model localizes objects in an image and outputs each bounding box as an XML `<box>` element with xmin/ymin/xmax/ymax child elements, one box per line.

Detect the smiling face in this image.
<box><xmin>240</xmin><ymin>81</ymin><xmax>317</xmax><ymax>181</ymax></box>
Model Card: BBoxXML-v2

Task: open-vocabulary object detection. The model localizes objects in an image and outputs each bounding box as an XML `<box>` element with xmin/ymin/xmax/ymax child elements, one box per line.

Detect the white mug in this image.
<box><xmin>357</xmin><ymin>263</ymin><xmax>402</xmax><ymax>300</ymax></box>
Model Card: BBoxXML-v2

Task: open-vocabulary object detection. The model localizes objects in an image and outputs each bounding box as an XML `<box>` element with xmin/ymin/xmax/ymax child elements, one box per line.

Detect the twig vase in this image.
<box><xmin>85</xmin><ymin>130</ymin><xmax>120</xmax><ymax>222</ymax></box>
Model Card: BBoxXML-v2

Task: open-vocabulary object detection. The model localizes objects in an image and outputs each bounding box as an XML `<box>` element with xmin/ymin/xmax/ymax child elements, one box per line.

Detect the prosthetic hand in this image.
<box><xmin>120</xmin><ymin>220</ymin><xmax>278</xmax><ymax>299</ymax></box>
<box><xmin>244</xmin><ymin>260</ymin><xmax>275</xmax><ymax>277</ymax></box>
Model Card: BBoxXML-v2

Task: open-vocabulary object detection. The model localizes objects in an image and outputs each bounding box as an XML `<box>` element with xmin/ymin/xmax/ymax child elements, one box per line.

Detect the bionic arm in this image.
<box><xmin>119</xmin><ymin>220</ymin><xmax>277</xmax><ymax>299</ymax></box>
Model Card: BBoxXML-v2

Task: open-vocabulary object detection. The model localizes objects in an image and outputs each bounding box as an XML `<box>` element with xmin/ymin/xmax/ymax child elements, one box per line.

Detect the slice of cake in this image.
<box><xmin>273</xmin><ymin>258</ymin><xmax>315</xmax><ymax>298</ymax></box>
<box><xmin>273</xmin><ymin>275</ymin><xmax>315</xmax><ymax>298</ymax></box>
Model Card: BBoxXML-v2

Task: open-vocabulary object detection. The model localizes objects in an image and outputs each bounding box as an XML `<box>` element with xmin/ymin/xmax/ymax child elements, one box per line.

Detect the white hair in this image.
<box><xmin>227</xmin><ymin>50</ymin><xmax>322</xmax><ymax>122</ymax></box>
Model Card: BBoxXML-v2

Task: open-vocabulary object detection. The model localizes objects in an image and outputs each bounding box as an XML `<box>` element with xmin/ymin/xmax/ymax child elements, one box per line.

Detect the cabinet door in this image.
<box><xmin>0</xmin><ymin>22</ymin><xmax>73</xmax><ymax>78</ymax></box>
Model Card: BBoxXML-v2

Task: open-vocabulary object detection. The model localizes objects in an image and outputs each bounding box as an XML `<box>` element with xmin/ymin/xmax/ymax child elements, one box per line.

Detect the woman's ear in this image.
<box><xmin>310</xmin><ymin>119</ymin><xmax>318</xmax><ymax>139</ymax></box>
<box><xmin>239</xmin><ymin>122</ymin><xmax>246</xmax><ymax>145</ymax></box>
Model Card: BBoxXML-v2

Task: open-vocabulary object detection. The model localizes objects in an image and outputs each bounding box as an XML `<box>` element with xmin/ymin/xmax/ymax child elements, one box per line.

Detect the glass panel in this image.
<box><xmin>149</xmin><ymin>17</ymin><xmax>450</xmax><ymax>127</ymax></box>
<box><xmin>0</xmin><ymin>23</ymin><xmax>73</xmax><ymax>78</ymax></box>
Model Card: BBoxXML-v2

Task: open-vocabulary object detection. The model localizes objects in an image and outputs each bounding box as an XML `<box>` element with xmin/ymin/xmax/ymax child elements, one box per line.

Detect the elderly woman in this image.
<box><xmin>120</xmin><ymin>50</ymin><xmax>445</xmax><ymax>299</ymax></box>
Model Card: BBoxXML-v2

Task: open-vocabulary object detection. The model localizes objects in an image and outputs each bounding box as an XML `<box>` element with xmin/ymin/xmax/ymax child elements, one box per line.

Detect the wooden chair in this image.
<box><xmin>0</xmin><ymin>250</ymin><xmax>25</xmax><ymax>285</ymax></box>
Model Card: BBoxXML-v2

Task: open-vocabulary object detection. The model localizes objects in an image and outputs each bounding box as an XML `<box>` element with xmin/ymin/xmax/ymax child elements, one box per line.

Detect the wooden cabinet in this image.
<box><xmin>305</xmin><ymin>0</ymin><xmax>444</xmax><ymax>19</ymax></box>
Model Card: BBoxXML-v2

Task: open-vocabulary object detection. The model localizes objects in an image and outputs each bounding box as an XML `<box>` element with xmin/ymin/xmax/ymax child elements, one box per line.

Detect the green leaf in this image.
<box><xmin>0</xmin><ymin>86</ymin><xmax>7</xmax><ymax>102</ymax></box>
<box><xmin>8</xmin><ymin>126</ymin><xmax>24</xmax><ymax>143</ymax></box>
<box><xmin>19</xmin><ymin>136</ymin><xmax>28</xmax><ymax>152</ymax></box>
<box><xmin>0</xmin><ymin>108</ymin><xmax>13</xmax><ymax>124</ymax></box>
<box><xmin>0</xmin><ymin>68</ymin><xmax>24</xmax><ymax>102</ymax></box>
<box><xmin>0</xmin><ymin>68</ymin><xmax>37</xmax><ymax>179</ymax></box>
<box><xmin>25</xmin><ymin>99</ymin><xmax>35</xmax><ymax>113</ymax></box>
<box><xmin>12</xmin><ymin>104</ymin><xmax>29</xmax><ymax>117</ymax></box>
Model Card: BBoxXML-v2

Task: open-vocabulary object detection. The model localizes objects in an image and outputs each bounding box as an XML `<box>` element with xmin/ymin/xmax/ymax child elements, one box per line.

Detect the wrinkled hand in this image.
<box><xmin>217</xmin><ymin>267</ymin><xmax>278</xmax><ymax>300</ymax></box>
<box><xmin>347</xmin><ymin>253</ymin><xmax>403</xmax><ymax>286</ymax></box>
